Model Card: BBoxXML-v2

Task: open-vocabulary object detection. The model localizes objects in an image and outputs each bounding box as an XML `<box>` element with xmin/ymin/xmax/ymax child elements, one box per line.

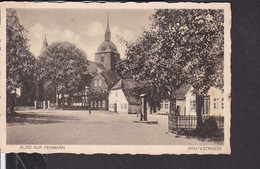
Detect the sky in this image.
<box><xmin>16</xmin><ymin>9</ymin><xmax>155</xmax><ymax>61</ymax></box>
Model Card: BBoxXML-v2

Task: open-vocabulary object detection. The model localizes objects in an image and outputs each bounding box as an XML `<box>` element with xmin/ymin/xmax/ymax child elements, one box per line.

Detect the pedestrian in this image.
<box><xmin>89</xmin><ymin>106</ymin><xmax>91</xmax><ymax>115</ymax></box>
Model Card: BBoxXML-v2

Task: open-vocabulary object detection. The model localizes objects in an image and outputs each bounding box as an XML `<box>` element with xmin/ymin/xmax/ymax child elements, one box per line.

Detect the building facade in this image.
<box><xmin>108</xmin><ymin>79</ymin><xmax>140</xmax><ymax>114</ymax></box>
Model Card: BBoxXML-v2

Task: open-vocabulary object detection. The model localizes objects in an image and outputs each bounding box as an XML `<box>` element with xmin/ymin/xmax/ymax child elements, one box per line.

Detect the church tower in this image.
<box><xmin>95</xmin><ymin>13</ymin><xmax>120</xmax><ymax>71</ymax></box>
<box><xmin>40</xmin><ymin>34</ymin><xmax>48</xmax><ymax>56</ymax></box>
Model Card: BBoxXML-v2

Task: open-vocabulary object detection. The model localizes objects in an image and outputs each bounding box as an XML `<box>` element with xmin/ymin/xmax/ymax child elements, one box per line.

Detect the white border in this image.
<box><xmin>0</xmin><ymin>2</ymin><xmax>231</xmax><ymax>155</ymax></box>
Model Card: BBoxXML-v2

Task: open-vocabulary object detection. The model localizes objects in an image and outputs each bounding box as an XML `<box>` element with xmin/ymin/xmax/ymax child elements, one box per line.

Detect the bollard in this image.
<box><xmin>34</xmin><ymin>101</ymin><xmax>37</xmax><ymax>110</ymax></box>
<box><xmin>43</xmin><ymin>101</ymin><xmax>46</xmax><ymax>110</ymax></box>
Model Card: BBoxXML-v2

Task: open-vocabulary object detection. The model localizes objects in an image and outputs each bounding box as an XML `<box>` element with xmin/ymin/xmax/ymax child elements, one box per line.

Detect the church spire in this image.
<box><xmin>43</xmin><ymin>33</ymin><xmax>48</xmax><ymax>46</ymax></box>
<box><xmin>105</xmin><ymin>12</ymin><xmax>111</xmax><ymax>41</ymax></box>
<box><xmin>40</xmin><ymin>33</ymin><xmax>48</xmax><ymax>56</ymax></box>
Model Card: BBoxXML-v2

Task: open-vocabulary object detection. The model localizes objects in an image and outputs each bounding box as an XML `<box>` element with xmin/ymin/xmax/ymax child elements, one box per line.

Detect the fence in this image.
<box><xmin>34</xmin><ymin>101</ymin><xmax>52</xmax><ymax>109</ymax></box>
<box><xmin>169</xmin><ymin>114</ymin><xmax>224</xmax><ymax>132</ymax></box>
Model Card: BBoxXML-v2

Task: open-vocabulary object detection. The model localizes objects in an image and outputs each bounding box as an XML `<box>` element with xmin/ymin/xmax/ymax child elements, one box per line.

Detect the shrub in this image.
<box><xmin>198</xmin><ymin>117</ymin><xmax>219</xmax><ymax>138</ymax></box>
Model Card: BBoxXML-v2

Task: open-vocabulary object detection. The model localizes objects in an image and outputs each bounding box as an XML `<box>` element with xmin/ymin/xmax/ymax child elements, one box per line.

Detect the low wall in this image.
<box><xmin>14</xmin><ymin>106</ymin><xmax>35</xmax><ymax>111</ymax></box>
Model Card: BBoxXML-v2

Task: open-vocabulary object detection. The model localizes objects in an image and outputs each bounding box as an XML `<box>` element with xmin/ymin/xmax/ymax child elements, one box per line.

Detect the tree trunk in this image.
<box><xmin>168</xmin><ymin>98</ymin><xmax>178</xmax><ymax>132</ymax></box>
<box><xmin>62</xmin><ymin>89</ymin><xmax>65</xmax><ymax>108</ymax></box>
<box><xmin>7</xmin><ymin>93</ymin><xmax>15</xmax><ymax>115</ymax></box>
<box><xmin>196</xmin><ymin>94</ymin><xmax>204</xmax><ymax>129</ymax></box>
<box><xmin>68</xmin><ymin>93</ymin><xmax>71</xmax><ymax>107</ymax></box>
<box><xmin>153</xmin><ymin>106</ymin><xmax>156</xmax><ymax>114</ymax></box>
<box><xmin>149</xmin><ymin>102</ymin><xmax>153</xmax><ymax>114</ymax></box>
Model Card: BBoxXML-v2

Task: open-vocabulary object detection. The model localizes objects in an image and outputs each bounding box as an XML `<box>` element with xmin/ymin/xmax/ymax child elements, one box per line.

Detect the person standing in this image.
<box><xmin>89</xmin><ymin>106</ymin><xmax>91</xmax><ymax>115</ymax></box>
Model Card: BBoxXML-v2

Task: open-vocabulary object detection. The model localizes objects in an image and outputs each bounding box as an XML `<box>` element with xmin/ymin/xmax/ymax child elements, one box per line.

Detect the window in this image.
<box><xmin>98</xmin><ymin>101</ymin><xmax>101</xmax><ymax>108</ymax></box>
<box><xmin>214</xmin><ymin>98</ymin><xmax>219</xmax><ymax>109</ymax></box>
<box><xmin>160</xmin><ymin>101</ymin><xmax>164</xmax><ymax>109</ymax></box>
<box><xmin>124</xmin><ymin>103</ymin><xmax>127</xmax><ymax>109</ymax></box>
<box><xmin>102</xmin><ymin>100</ymin><xmax>106</xmax><ymax>108</ymax></box>
<box><xmin>90</xmin><ymin>100</ymin><xmax>93</xmax><ymax>107</ymax></box>
<box><xmin>165</xmin><ymin>103</ymin><xmax>169</xmax><ymax>109</ymax></box>
<box><xmin>94</xmin><ymin>80</ymin><xmax>97</xmax><ymax>87</ymax></box>
<box><xmin>121</xmin><ymin>104</ymin><xmax>123</xmax><ymax>109</ymax></box>
<box><xmin>94</xmin><ymin>100</ymin><xmax>97</xmax><ymax>107</ymax></box>
<box><xmin>221</xmin><ymin>98</ymin><xmax>224</xmax><ymax>109</ymax></box>
<box><xmin>101</xmin><ymin>56</ymin><xmax>104</xmax><ymax>62</ymax></box>
<box><xmin>115</xmin><ymin>91</ymin><xmax>118</xmax><ymax>97</ymax></box>
<box><xmin>203</xmin><ymin>97</ymin><xmax>210</xmax><ymax>114</ymax></box>
<box><xmin>165</xmin><ymin>100</ymin><xmax>169</xmax><ymax>109</ymax></box>
<box><xmin>190</xmin><ymin>99</ymin><xmax>196</xmax><ymax>111</ymax></box>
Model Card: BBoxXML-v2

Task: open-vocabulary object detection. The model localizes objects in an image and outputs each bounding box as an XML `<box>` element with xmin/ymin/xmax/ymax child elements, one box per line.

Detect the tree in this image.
<box><xmin>117</xmin><ymin>9</ymin><xmax>224</xmax><ymax>128</ymax></box>
<box><xmin>6</xmin><ymin>9</ymin><xmax>36</xmax><ymax>114</ymax></box>
<box><xmin>37</xmin><ymin>41</ymin><xmax>88</xmax><ymax>107</ymax></box>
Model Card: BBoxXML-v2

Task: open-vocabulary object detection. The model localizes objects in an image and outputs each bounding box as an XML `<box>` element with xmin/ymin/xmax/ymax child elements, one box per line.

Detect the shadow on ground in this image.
<box><xmin>7</xmin><ymin>113</ymin><xmax>81</xmax><ymax>125</ymax></box>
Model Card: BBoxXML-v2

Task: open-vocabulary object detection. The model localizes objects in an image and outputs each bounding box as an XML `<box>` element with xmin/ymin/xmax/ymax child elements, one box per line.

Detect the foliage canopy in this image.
<box><xmin>6</xmin><ymin>9</ymin><xmax>36</xmax><ymax>92</ymax></box>
<box><xmin>37</xmin><ymin>41</ymin><xmax>88</xmax><ymax>95</ymax></box>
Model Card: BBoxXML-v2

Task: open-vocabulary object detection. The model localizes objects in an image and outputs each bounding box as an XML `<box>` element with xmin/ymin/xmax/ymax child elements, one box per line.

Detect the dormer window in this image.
<box><xmin>102</xmin><ymin>47</ymin><xmax>106</xmax><ymax>51</ymax></box>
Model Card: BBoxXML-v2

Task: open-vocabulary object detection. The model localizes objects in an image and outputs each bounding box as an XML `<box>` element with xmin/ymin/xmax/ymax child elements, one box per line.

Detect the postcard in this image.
<box><xmin>0</xmin><ymin>2</ymin><xmax>231</xmax><ymax>154</ymax></box>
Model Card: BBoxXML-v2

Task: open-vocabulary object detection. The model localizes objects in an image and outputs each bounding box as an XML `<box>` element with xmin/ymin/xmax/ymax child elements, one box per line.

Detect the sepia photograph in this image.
<box><xmin>0</xmin><ymin>2</ymin><xmax>231</xmax><ymax>154</ymax></box>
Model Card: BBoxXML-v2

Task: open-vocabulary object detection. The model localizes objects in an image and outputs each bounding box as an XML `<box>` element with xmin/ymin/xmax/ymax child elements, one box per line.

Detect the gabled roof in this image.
<box><xmin>112</xmin><ymin>79</ymin><xmax>122</xmax><ymax>90</ymax></box>
<box><xmin>84</xmin><ymin>61</ymin><xmax>106</xmax><ymax>75</ymax></box>
<box><xmin>101</xmin><ymin>71</ymin><xmax>121</xmax><ymax>88</ymax></box>
<box><xmin>175</xmin><ymin>84</ymin><xmax>192</xmax><ymax>100</ymax></box>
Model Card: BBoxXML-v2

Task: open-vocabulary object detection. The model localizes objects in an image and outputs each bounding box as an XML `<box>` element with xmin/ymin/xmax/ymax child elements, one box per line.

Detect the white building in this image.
<box><xmin>108</xmin><ymin>79</ymin><xmax>139</xmax><ymax>114</ymax></box>
<box><xmin>206</xmin><ymin>87</ymin><xmax>224</xmax><ymax>116</ymax></box>
<box><xmin>156</xmin><ymin>85</ymin><xmax>224</xmax><ymax>116</ymax></box>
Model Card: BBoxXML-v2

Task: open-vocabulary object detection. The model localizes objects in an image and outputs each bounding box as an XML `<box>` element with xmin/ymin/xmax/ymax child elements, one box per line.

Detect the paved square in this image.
<box><xmin>7</xmin><ymin>110</ymin><xmax>221</xmax><ymax>145</ymax></box>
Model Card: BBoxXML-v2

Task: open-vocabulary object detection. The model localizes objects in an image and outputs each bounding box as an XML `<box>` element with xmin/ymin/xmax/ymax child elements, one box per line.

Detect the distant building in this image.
<box><xmin>156</xmin><ymin>85</ymin><xmax>224</xmax><ymax>116</ymax></box>
<box><xmin>89</xmin><ymin>70</ymin><xmax>121</xmax><ymax>110</ymax></box>
<box><xmin>36</xmin><ymin>14</ymin><xmax>121</xmax><ymax>110</ymax></box>
<box><xmin>157</xmin><ymin>85</ymin><xmax>195</xmax><ymax>116</ymax></box>
<box><xmin>94</xmin><ymin>14</ymin><xmax>120</xmax><ymax>71</ymax></box>
<box><xmin>108</xmin><ymin>79</ymin><xmax>140</xmax><ymax>114</ymax></box>
<box><xmin>175</xmin><ymin>85</ymin><xmax>196</xmax><ymax>116</ymax></box>
<box><xmin>86</xmin><ymin>14</ymin><xmax>121</xmax><ymax>110</ymax></box>
<box><xmin>205</xmin><ymin>87</ymin><xmax>224</xmax><ymax>116</ymax></box>
<box><xmin>40</xmin><ymin>34</ymin><xmax>48</xmax><ymax>56</ymax></box>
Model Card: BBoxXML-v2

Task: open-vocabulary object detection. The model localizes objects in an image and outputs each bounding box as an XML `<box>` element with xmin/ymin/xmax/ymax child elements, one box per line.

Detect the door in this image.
<box><xmin>114</xmin><ymin>103</ymin><xmax>117</xmax><ymax>113</ymax></box>
<box><xmin>177</xmin><ymin>106</ymin><xmax>181</xmax><ymax>116</ymax></box>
